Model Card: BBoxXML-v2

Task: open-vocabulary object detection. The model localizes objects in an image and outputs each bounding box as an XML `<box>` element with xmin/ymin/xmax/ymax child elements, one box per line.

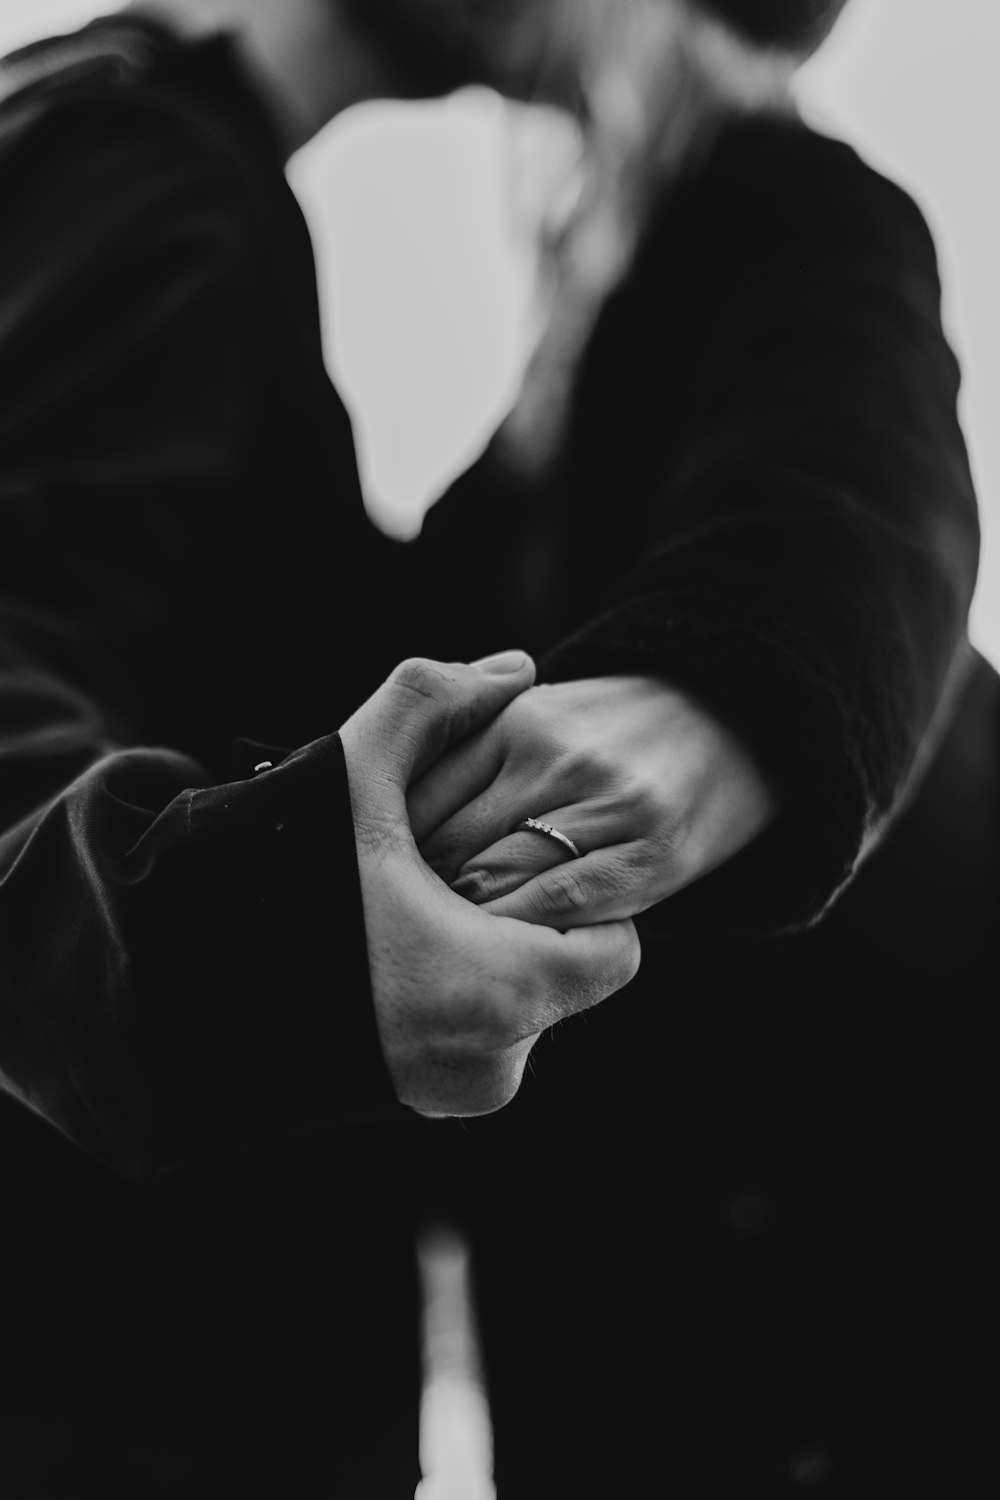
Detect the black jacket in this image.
<box><xmin>414</xmin><ymin>94</ymin><xmax>999</xmax><ymax>1500</ymax></box>
<box><xmin>0</xmin><ymin>21</ymin><xmax>421</xmax><ymax>1497</ymax></box>
<box><xmin>0</xmin><ymin>15</ymin><xmax>995</xmax><ymax>1498</ymax></box>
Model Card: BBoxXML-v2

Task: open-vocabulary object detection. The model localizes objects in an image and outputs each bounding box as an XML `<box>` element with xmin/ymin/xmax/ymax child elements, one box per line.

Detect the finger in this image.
<box><xmin>450</xmin><ymin>827</ymin><xmax>576</xmax><ymax>904</ymax></box>
<box><xmin>440</xmin><ymin>798</ymin><xmax>626</xmax><ymax>895</ymax></box>
<box><xmin>421</xmin><ymin>780</ymin><xmax>591</xmax><ymax>884</ymax></box>
<box><xmin>480</xmin><ymin>844</ymin><xmax>684</xmax><ymax>929</ymax></box>
<box><xmin>342</xmin><ymin>652</ymin><xmax>535</xmax><ymax>794</ymax></box>
<box><xmin>407</xmin><ymin>723</ymin><xmax>504</xmax><ymax>846</ymax></box>
<box><xmin>420</xmin><ymin>776</ymin><xmax>531</xmax><ymax>883</ymax></box>
<box><xmin>403</xmin><ymin>653</ymin><xmax>536</xmax><ymax>783</ymax></box>
<box><xmin>517</xmin><ymin>916</ymin><xmax>642</xmax><ymax>1027</ymax></box>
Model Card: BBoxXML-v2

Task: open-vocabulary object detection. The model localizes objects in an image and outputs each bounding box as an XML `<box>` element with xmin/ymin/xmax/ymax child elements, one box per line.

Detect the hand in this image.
<box><xmin>339</xmin><ymin>656</ymin><xmax>640</xmax><ymax>1117</ymax></box>
<box><xmin>409</xmin><ymin>676</ymin><xmax>777</xmax><ymax>929</ymax></box>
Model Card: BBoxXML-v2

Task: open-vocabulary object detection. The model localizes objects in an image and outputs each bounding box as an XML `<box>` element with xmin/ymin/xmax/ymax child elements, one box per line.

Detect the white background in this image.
<box><xmin>3</xmin><ymin>0</ymin><xmax>998</xmax><ymax>665</ymax></box>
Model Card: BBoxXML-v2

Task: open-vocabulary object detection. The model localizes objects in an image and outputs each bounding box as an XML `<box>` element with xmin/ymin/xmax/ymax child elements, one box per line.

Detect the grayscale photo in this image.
<box><xmin>0</xmin><ymin>1</ymin><xmax>997</xmax><ymax>1495</ymax></box>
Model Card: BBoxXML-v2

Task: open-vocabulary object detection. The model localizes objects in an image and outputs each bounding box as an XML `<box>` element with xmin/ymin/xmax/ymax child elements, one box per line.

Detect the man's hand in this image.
<box><xmin>339</xmin><ymin>656</ymin><xmax>640</xmax><ymax>1117</ymax></box>
<box><xmin>408</xmin><ymin>676</ymin><xmax>777</xmax><ymax>928</ymax></box>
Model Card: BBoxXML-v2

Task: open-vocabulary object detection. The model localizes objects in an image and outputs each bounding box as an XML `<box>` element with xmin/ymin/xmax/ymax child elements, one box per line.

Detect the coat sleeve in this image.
<box><xmin>0</xmin><ymin>85</ymin><xmax>401</xmax><ymax>1177</ymax></box>
<box><xmin>539</xmin><ymin>136</ymin><xmax>981</xmax><ymax>934</ymax></box>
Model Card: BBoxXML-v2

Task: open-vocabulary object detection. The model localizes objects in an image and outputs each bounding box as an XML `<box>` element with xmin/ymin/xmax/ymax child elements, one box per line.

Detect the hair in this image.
<box><xmin>498</xmin><ymin>0</ymin><xmax>847</xmax><ymax>474</ymax></box>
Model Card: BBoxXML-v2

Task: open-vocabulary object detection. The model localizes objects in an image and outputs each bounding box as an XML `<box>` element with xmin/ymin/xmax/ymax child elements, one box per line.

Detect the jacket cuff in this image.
<box><xmin>135</xmin><ymin>732</ymin><xmax>407</xmax><ymax>1166</ymax></box>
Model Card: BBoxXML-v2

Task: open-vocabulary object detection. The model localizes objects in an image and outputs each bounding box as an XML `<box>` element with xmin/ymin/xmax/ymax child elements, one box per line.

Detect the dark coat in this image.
<box><xmin>0</xmin><ymin>19</ymin><xmax>419</xmax><ymax>1497</ymax></box>
<box><xmin>0</xmin><ymin>14</ymin><xmax>996</xmax><ymax>1498</ymax></box>
<box><xmin>408</xmin><ymin>105</ymin><xmax>1000</xmax><ymax>1500</ymax></box>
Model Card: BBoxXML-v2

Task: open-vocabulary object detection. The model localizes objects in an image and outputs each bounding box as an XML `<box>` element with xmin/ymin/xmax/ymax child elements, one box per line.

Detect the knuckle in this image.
<box><xmin>390</xmin><ymin>657</ymin><xmax>451</xmax><ymax>706</ymax></box>
<box><xmin>553</xmin><ymin>741</ymin><xmax>598</xmax><ymax>786</ymax></box>
<box><xmin>452</xmin><ymin>863</ymin><xmax>501</xmax><ymax>904</ymax></box>
<box><xmin>591</xmin><ymin>744</ymin><xmax>627</xmax><ymax>788</ymax></box>
<box><xmin>594</xmin><ymin>849</ymin><xmax>650</xmax><ymax>911</ymax></box>
<box><xmin>613</xmin><ymin>785</ymin><xmax>687</xmax><ymax>872</ymax></box>
<box><xmin>552</xmin><ymin>727</ymin><xmax>621</xmax><ymax>787</ymax></box>
<box><xmin>532</xmin><ymin>863</ymin><xmax>591</xmax><ymax>919</ymax></box>
<box><xmin>610</xmin><ymin>774</ymin><xmax>667</xmax><ymax>832</ymax></box>
<box><xmin>631</xmin><ymin>777</ymin><xmax>667</xmax><ymax>824</ymax></box>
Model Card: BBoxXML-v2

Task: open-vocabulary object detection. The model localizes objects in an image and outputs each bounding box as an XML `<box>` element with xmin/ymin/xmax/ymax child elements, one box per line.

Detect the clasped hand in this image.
<box><xmin>409</xmin><ymin>675</ymin><xmax>777</xmax><ymax>928</ymax></box>
<box><xmin>340</xmin><ymin>654</ymin><xmax>639</xmax><ymax>1119</ymax></box>
<box><xmin>341</xmin><ymin>657</ymin><xmax>773</xmax><ymax>1121</ymax></box>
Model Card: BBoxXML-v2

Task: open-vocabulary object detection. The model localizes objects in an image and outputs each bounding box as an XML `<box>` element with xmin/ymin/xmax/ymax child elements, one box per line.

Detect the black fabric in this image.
<box><xmin>0</xmin><ymin>19</ymin><xmax>420</xmax><ymax>1495</ymax></box>
<box><xmin>698</xmin><ymin>0</ymin><xmax>851</xmax><ymax>52</ymax></box>
<box><xmin>0</xmin><ymin>12</ymin><xmax>996</xmax><ymax>1497</ymax></box>
<box><xmin>0</xmin><ymin>17</ymin><xmax>405</xmax><ymax>1172</ymax></box>
<box><xmin>417</xmin><ymin>118</ymin><xmax>980</xmax><ymax>934</ymax></box>
<box><xmin>450</xmin><ymin>654</ymin><xmax>1000</xmax><ymax>1498</ymax></box>
<box><xmin>411</xmin><ymin>105</ymin><xmax>998</xmax><ymax>1500</ymax></box>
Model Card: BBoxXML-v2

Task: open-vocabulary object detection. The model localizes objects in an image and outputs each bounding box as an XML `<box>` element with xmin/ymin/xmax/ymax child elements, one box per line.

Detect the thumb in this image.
<box><xmin>342</xmin><ymin>651</ymin><xmax>535</xmax><ymax>800</ymax></box>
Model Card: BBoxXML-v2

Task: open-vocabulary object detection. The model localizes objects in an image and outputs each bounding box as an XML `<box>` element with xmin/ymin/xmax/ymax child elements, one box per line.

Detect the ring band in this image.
<box><xmin>517</xmin><ymin>817</ymin><xmax>582</xmax><ymax>860</ymax></box>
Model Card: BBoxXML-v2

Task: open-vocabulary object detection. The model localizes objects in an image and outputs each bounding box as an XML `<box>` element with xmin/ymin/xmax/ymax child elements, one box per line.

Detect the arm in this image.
<box><xmin>544</xmin><ymin>137</ymin><xmax>978</xmax><ymax>932</ymax></box>
<box><xmin>0</xmin><ymin>84</ymin><xmax>406</xmax><ymax>1174</ymax></box>
<box><xmin>0</xmin><ymin>69</ymin><xmax>637</xmax><ymax>1168</ymax></box>
<box><xmin>411</xmin><ymin>128</ymin><xmax>978</xmax><ymax>934</ymax></box>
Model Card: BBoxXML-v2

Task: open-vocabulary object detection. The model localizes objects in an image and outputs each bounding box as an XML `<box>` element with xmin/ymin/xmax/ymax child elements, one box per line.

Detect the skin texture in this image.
<box><xmin>339</xmin><ymin>656</ymin><xmax>641</xmax><ymax>1115</ymax></box>
<box><xmin>410</xmin><ymin>677</ymin><xmax>778</xmax><ymax>928</ymax></box>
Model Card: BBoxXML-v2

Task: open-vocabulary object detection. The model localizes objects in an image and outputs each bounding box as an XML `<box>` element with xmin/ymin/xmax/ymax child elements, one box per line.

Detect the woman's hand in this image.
<box><xmin>340</xmin><ymin>656</ymin><xmax>640</xmax><ymax>1117</ymax></box>
<box><xmin>409</xmin><ymin>676</ymin><xmax>778</xmax><ymax>929</ymax></box>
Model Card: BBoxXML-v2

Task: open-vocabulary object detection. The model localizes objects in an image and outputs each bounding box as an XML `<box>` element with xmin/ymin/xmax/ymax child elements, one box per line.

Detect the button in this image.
<box><xmin>231</xmin><ymin>737</ymin><xmax>291</xmax><ymax>779</ymax></box>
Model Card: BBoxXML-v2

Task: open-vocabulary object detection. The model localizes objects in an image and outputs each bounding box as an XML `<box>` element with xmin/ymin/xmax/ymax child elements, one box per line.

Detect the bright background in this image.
<box><xmin>3</xmin><ymin>0</ymin><xmax>999</xmax><ymax>672</ymax></box>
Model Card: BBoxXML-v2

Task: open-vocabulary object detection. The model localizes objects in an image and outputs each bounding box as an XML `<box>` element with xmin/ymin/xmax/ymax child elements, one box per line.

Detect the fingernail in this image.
<box><xmin>473</xmin><ymin>650</ymin><xmax>529</xmax><ymax>675</ymax></box>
